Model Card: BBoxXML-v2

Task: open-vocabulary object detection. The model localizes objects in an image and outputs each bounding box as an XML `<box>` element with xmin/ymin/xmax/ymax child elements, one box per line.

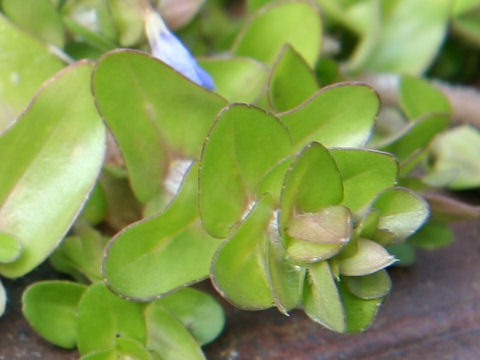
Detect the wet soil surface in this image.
<box><xmin>1</xmin><ymin>221</ymin><xmax>479</xmax><ymax>360</ymax></box>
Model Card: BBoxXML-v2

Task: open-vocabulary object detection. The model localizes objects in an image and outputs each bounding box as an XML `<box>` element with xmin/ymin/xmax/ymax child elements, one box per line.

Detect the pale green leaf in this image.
<box><xmin>426</xmin><ymin>126</ymin><xmax>480</xmax><ymax>190</ymax></box>
<box><xmin>278</xmin><ymin>84</ymin><xmax>378</xmax><ymax>150</ymax></box>
<box><xmin>331</xmin><ymin>149</ymin><xmax>398</xmax><ymax>213</ymax></box>
<box><xmin>80</xmin><ymin>337</ymin><xmax>154</xmax><ymax>360</ymax></box>
<box><xmin>2</xmin><ymin>0</ymin><xmax>65</xmax><ymax>47</ymax></box>
<box><xmin>0</xmin><ymin>62</ymin><xmax>106</xmax><ymax>278</ymax></box>
<box><xmin>22</xmin><ymin>281</ymin><xmax>87</xmax><ymax>349</ymax></box>
<box><xmin>280</xmin><ymin>143</ymin><xmax>343</xmax><ymax>229</ymax></box>
<box><xmin>266</xmin><ymin>235</ymin><xmax>305</xmax><ymax>314</ymax></box>
<box><xmin>199</xmin><ymin>56</ymin><xmax>269</xmax><ymax>103</ymax></box>
<box><xmin>77</xmin><ymin>283</ymin><xmax>146</xmax><ymax>355</ymax></box>
<box><xmin>338</xmin><ymin>238</ymin><xmax>396</xmax><ymax>276</ymax></box>
<box><xmin>93</xmin><ymin>50</ymin><xmax>227</xmax><ymax>202</ymax></box>
<box><xmin>233</xmin><ymin>0</ymin><xmax>322</xmax><ymax>66</ymax></box>
<box><xmin>0</xmin><ymin>232</ymin><xmax>22</xmax><ymax>264</ymax></box>
<box><xmin>353</xmin><ymin>0</ymin><xmax>450</xmax><ymax>75</ymax></box>
<box><xmin>0</xmin><ymin>14</ymin><xmax>64</xmax><ymax>130</ymax></box>
<box><xmin>211</xmin><ymin>195</ymin><xmax>275</xmax><ymax>310</ymax></box>
<box><xmin>199</xmin><ymin>104</ymin><xmax>291</xmax><ymax>238</ymax></box>
<box><xmin>380</xmin><ymin>114</ymin><xmax>449</xmax><ymax>163</ymax></box>
<box><xmin>399</xmin><ymin>76</ymin><xmax>451</xmax><ymax>120</ymax></box>
<box><xmin>303</xmin><ymin>261</ymin><xmax>345</xmax><ymax>332</ymax></box>
<box><xmin>371</xmin><ymin>187</ymin><xmax>429</xmax><ymax>241</ymax></box>
<box><xmin>104</xmin><ymin>163</ymin><xmax>222</xmax><ymax>300</ymax></box>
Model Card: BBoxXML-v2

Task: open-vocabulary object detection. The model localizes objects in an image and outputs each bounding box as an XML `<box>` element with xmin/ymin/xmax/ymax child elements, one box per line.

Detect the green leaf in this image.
<box><xmin>233</xmin><ymin>0</ymin><xmax>322</xmax><ymax>66</ymax></box>
<box><xmin>0</xmin><ymin>232</ymin><xmax>22</xmax><ymax>264</ymax></box>
<box><xmin>338</xmin><ymin>280</ymin><xmax>383</xmax><ymax>333</ymax></box>
<box><xmin>22</xmin><ymin>281</ymin><xmax>87</xmax><ymax>349</ymax></box>
<box><xmin>266</xmin><ymin>235</ymin><xmax>305</xmax><ymax>314</ymax></box>
<box><xmin>104</xmin><ymin>163</ymin><xmax>222</xmax><ymax>300</ymax></box>
<box><xmin>0</xmin><ymin>61</ymin><xmax>106</xmax><ymax>278</ymax></box>
<box><xmin>145</xmin><ymin>303</ymin><xmax>206</xmax><ymax>360</ymax></box>
<box><xmin>399</xmin><ymin>76</ymin><xmax>451</xmax><ymax>120</ymax></box>
<box><xmin>268</xmin><ymin>44</ymin><xmax>318</xmax><ymax>112</ymax></box>
<box><xmin>280</xmin><ymin>143</ymin><xmax>343</xmax><ymax>229</ymax></box>
<box><xmin>426</xmin><ymin>126</ymin><xmax>480</xmax><ymax>190</ymax></box>
<box><xmin>93</xmin><ymin>50</ymin><xmax>227</xmax><ymax>202</ymax></box>
<box><xmin>0</xmin><ymin>14</ymin><xmax>64</xmax><ymax>130</ymax></box>
<box><xmin>371</xmin><ymin>187</ymin><xmax>429</xmax><ymax>241</ymax></box>
<box><xmin>352</xmin><ymin>0</ymin><xmax>451</xmax><ymax>75</ymax></box>
<box><xmin>0</xmin><ymin>279</ymin><xmax>5</xmax><ymax>316</ymax></box>
<box><xmin>454</xmin><ymin>0</ymin><xmax>480</xmax><ymax>16</ymax></box>
<box><xmin>153</xmin><ymin>288</ymin><xmax>224</xmax><ymax>345</ymax></box>
<box><xmin>198</xmin><ymin>56</ymin><xmax>269</xmax><ymax>103</ymax></box>
<box><xmin>211</xmin><ymin>195</ymin><xmax>275</xmax><ymax>310</ymax></box>
<box><xmin>199</xmin><ymin>104</ymin><xmax>291</xmax><ymax>238</ymax></box>
<box><xmin>2</xmin><ymin>0</ymin><xmax>65</xmax><ymax>47</ymax></box>
<box><xmin>278</xmin><ymin>84</ymin><xmax>379</xmax><ymax>150</ymax></box>
<box><xmin>303</xmin><ymin>261</ymin><xmax>345</xmax><ymax>332</ymax></box>
<box><xmin>77</xmin><ymin>283</ymin><xmax>147</xmax><ymax>355</ymax></box>
<box><xmin>344</xmin><ymin>270</ymin><xmax>391</xmax><ymax>300</ymax></box>
<box><xmin>50</xmin><ymin>226</ymin><xmax>108</xmax><ymax>282</ymax></box>
<box><xmin>407</xmin><ymin>222</ymin><xmax>454</xmax><ymax>250</ymax></box>
<box><xmin>387</xmin><ymin>243</ymin><xmax>416</xmax><ymax>266</ymax></box>
<box><xmin>331</xmin><ymin>149</ymin><xmax>398</xmax><ymax>213</ymax></box>
<box><xmin>338</xmin><ymin>238</ymin><xmax>396</xmax><ymax>276</ymax></box>
<box><xmin>258</xmin><ymin>156</ymin><xmax>295</xmax><ymax>204</ymax></box>
<box><xmin>80</xmin><ymin>337</ymin><xmax>154</xmax><ymax>360</ymax></box>
<box><xmin>380</xmin><ymin>114</ymin><xmax>449</xmax><ymax>163</ymax></box>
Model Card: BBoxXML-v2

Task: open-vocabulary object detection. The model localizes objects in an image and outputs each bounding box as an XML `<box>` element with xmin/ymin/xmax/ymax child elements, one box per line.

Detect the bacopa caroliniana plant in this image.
<box><xmin>0</xmin><ymin>0</ymin><xmax>479</xmax><ymax>359</ymax></box>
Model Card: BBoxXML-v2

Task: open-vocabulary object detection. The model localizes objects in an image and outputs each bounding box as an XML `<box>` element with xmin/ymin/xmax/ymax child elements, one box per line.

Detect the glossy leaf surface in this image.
<box><xmin>93</xmin><ymin>50</ymin><xmax>227</xmax><ymax>202</ymax></box>
<box><xmin>0</xmin><ymin>61</ymin><xmax>106</xmax><ymax>278</ymax></box>
<box><xmin>279</xmin><ymin>84</ymin><xmax>378</xmax><ymax>150</ymax></box>
<box><xmin>22</xmin><ymin>281</ymin><xmax>87</xmax><ymax>349</ymax></box>
<box><xmin>233</xmin><ymin>0</ymin><xmax>322</xmax><ymax>66</ymax></box>
<box><xmin>199</xmin><ymin>104</ymin><xmax>291</xmax><ymax>238</ymax></box>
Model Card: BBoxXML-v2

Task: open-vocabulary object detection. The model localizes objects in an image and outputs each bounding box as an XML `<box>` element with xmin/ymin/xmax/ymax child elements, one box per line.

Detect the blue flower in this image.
<box><xmin>145</xmin><ymin>9</ymin><xmax>214</xmax><ymax>90</ymax></box>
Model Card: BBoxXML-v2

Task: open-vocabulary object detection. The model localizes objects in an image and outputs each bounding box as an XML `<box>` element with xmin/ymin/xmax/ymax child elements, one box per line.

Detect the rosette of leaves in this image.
<box><xmin>22</xmin><ymin>225</ymin><xmax>225</xmax><ymax>359</ymax></box>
